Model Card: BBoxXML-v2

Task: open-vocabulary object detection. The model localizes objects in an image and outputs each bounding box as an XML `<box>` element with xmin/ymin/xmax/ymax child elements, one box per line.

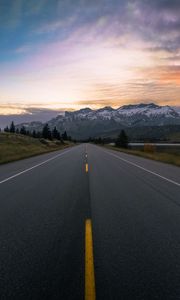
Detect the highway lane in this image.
<box><xmin>0</xmin><ymin>146</ymin><xmax>75</xmax><ymax>183</ymax></box>
<box><xmin>0</xmin><ymin>143</ymin><xmax>180</xmax><ymax>299</ymax></box>
<box><xmin>0</xmin><ymin>145</ymin><xmax>90</xmax><ymax>299</ymax></box>
<box><xmin>88</xmin><ymin>144</ymin><xmax>180</xmax><ymax>299</ymax></box>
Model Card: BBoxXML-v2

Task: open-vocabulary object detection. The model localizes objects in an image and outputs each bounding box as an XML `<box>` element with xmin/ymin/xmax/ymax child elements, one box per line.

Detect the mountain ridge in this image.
<box><xmin>15</xmin><ymin>103</ymin><xmax>180</xmax><ymax>140</ymax></box>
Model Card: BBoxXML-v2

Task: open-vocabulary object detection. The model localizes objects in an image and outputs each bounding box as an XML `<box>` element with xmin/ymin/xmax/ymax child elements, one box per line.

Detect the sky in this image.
<box><xmin>0</xmin><ymin>0</ymin><xmax>180</xmax><ymax>115</ymax></box>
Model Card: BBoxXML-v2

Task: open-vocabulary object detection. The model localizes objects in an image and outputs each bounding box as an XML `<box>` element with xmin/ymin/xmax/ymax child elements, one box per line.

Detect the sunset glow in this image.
<box><xmin>0</xmin><ymin>0</ymin><xmax>180</xmax><ymax>114</ymax></box>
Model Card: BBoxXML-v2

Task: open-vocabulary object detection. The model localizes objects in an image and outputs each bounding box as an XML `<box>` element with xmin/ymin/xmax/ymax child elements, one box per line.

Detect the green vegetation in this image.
<box><xmin>115</xmin><ymin>129</ymin><xmax>129</xmax><ymax>148</ymax></box>
<box><xmin>0</xmin><ymin>133</ymin><xmax>73</xmax><ymax>164</ymax></box>
<box><xmin>104</xmin><ymin>144</ymin><xmax>180</xmax><ymax>167</ymax></box>
<box><xmin>4</xmin><ymin>121</ymin><xmax>71</xmax><ymax>142</ymax></box>
<box><xmin>95</xmin><ymin>130</ymin><xmax>180</xmax><ymax>167</ymax></box>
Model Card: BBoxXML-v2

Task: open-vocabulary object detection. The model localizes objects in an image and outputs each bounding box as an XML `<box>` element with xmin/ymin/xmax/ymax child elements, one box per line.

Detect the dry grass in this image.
<box><xmin>104</xmin><ymin>145</ymin><xmax>180</xmax><ymax>167</ymax></box>
<box><xmin>0</xmin><ymin>133</ymin><xmax>73</xmax><ymax>164</ymax></box>
<box><xmin>143</xmin><ymin>143</ymin><xmax>156</xmax><ymax>153</ymax></box>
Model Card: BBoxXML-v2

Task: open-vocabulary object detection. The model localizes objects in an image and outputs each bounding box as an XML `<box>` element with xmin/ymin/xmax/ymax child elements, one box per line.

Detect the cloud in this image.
<box><xmin>162</xmin><ymin>54</ymin><xmax>180</xmax><ymax>61</ymax></box>
<box><xmin>0</xmin><ymin>103</ymin><xmax>64</xmax><ymax>116</ymax></box>
<box><xmin>157</xmin><ymin>66</ymin><xmax>180</xmax><ymax>84</ymax></box>
<box><xmin>0</xmin><ymin>0</ymin><xmax>180</xmax><ymax>108</ymax></box>
<box><xmin>35</xmin><ymin>16</ymin><xmax>78</xmax><ymax>34</ymax></box>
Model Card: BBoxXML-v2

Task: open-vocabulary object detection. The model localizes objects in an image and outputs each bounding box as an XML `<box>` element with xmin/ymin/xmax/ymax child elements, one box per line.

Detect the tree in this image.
<box><xmin>42</xmin><ymin>123</ymin><xmax>52</xmax><ymax>140</ymax></box>
<box><xmin>36</xmin><ymin>131</ymin><xmax>42</xmax><ymax>138</ymax></box>
<box><xmin>4</xmin><ymin>126</ymin><xmax>9</xmax><ymax>132</ymax></box>
<box><xmin>56</xmin><ymin>132</ymin><xmax>61</xmax><ymax>140</ymax></box>
<box><xmin>116</xmin><ymin>130</ymin><xmax>128</xmax><ymax>148</ymax></box>
<box><xmin>10</xmin><ymin>121</ymin><xmax>15</xmax><ymax>133</ymax></box>
<box><xmin>32</xmin><ymin>130</ymin><xmax>37</xmax><ymax>138</ymax></box>
<box><xmin>62</xmin><ymin>131</ymin><xmax>68</xmax><ymax>141</ymax></box>
<box><xmin>16</xmin><ymin>128</ymin><xmax>20</xmax><ymax>134</ymax></box>
<box><xmin>20</xmin><ymin>126</ymin><xmax>27</xmax><ymax>135</ymax></box>
<box><xmin>98</xmin><ymin>137</ymin><xmax>103</xmax><ymax>144</ymax></box>
<box><xmin>52</xmin><ymin>127</ymin><xmax>60</xmax><ymax>140</ymax></box>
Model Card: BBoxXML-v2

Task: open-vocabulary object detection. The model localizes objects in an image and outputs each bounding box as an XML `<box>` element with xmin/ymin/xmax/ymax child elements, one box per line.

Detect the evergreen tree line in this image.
<box><xmin>115</xmin><ymin>129</ymin><xmax>128</xmax><ymax>148</ymax></box>
<box><xmin>4</xmin><ymin>121</ymin><xmax>71</xmax><ymax>141</ymax></box>
<box><xmin>91</xmin><ymin>129</ymin><xmax>129</xmax><ymax>148</ymax></box>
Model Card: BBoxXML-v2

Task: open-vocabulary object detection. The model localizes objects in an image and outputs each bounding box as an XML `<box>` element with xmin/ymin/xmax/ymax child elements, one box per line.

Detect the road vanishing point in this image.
<box><xmin>0</xmin><ymin>144</ymin><xmax>180</xmax><ymax>299</ymax></box>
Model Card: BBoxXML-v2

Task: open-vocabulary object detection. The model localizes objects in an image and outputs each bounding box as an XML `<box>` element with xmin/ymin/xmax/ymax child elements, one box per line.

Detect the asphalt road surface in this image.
<box><xmin>0</xmin><ymin>144</ymin><xmax>180</xmax><ymax>299</ymax></box>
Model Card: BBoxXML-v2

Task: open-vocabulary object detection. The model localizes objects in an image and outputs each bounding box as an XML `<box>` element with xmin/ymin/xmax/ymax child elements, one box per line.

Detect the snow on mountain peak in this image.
<box><xmin>116</xmin><ymin>103</ymin><xmax>177</xmax><ymax>118</ymax></box>
<box><xmin>62</xmin><ymin>103</ymin><xmax>179</xmax><ymax>121</ymax></box>
<box><xmin>15</xmin><ymin>103</ymin><xmax>180</xmax><ymax>140</ymax></box>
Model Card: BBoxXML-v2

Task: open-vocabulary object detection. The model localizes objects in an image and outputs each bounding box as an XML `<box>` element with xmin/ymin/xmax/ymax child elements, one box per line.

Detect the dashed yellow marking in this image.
<box><xmin>86</xmin><ymin>163</ymin><xmax>89</xmax><ymax>173</ymax></box>
<box><xmin>85</xmin><ymin>219</ymin><xmax>96</xmax><ymax>300</ymax></box>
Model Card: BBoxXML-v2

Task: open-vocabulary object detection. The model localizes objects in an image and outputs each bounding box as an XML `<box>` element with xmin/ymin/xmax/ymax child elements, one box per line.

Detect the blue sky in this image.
<box><xmin>0</xmin><ymin>0</ymin><xmax>180</xmax><ymax>114</ymax></box>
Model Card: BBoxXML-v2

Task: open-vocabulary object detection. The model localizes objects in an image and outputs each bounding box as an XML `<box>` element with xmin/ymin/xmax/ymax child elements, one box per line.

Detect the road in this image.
<box><xmin>0</xmin><ymin>144</ymin><xmax>180</xmax><ymax>299</ymax></box>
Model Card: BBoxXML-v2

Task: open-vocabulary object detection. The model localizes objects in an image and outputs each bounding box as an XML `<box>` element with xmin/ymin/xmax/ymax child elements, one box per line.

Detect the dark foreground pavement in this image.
<box><xmin>0</xmin><ymin>144</ymin><xmax>180</xmax><ymax>299</ymax></box>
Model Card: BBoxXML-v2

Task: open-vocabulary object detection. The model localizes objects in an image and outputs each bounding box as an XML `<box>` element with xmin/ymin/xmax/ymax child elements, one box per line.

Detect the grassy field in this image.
<box><xmin>0</xmin><ymin>133</ymin><xmax>73</xmax><ymax>164</ymax></box>
<box><xmin>104</xmin><ymin>145</ymin><xmax>180</xmax><ymax>167</ymax></box>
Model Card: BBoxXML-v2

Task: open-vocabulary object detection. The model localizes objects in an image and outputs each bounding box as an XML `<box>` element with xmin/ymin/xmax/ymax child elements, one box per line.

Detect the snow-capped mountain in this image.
<box><xmin>117</xmin><ymin>103</ymin><xmax>178</xmax><ymax>118</ymax></box>
<box><xmin>173</xmin><ymin>106</ymin><xmax>180</xmax><ymax>116</ymax></box>
<box><xmin>115</xmin><ymin>103</ymin><xmax>179</xmax><ymax>126</ymax></box>
<box><xmin>51</xmin><ymin>103</ymin><xmax>179</xmax><ymax>125</ymax></box>
<box><xmin>16</xmin><ymin>103</ymin><xmax>180</xmax><ymax>139</ymax></box>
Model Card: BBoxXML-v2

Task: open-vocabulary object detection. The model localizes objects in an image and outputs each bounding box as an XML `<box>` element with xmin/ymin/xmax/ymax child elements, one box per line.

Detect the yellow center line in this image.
<box><xmin>85</xmin><ymin>219</ymin><xmax>96</xmax><ymax>300</ymax></box>
<box><xmin>86</xmin><ymin>163</ymin><xmax>89</xmax><ymax>173</ymax></box>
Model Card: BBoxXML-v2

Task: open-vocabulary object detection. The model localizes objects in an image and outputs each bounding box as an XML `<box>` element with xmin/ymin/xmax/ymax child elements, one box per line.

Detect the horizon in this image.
<box><xmin>0</xmin><ymin>101</ymin><xmax>180</xmax><ymax>130</ymax></box>
<box><xmin>0</xmin><ymin>0</ymin><xmax>180</xmax><ymax>114</ymax></box>
<box><xmin>1</xmin><ymin>101</ymin><xmax>180</xmax><ymax>115</ymax></box>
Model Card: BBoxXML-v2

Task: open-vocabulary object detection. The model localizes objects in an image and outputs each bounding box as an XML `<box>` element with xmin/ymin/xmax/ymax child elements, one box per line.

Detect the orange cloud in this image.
<box><xmin>158</xmin><ymin>67</ymin><xmax>180</xmax><ymax>84</ymax></box>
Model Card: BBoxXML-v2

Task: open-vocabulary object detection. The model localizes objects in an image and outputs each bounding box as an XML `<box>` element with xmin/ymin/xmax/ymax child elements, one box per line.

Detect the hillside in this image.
<box><xmin>0</xmin><ymin>133</ymin><xmax>71</xmax><ymax>164</ymax></box>
<box><xmin>101</xmin><ymin>125</ymin><xmax>180</xmax><ymax>142</ymax></box>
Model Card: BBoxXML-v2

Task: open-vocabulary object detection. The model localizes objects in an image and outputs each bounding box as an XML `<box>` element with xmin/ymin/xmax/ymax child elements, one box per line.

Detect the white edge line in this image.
<box><xmin>0</xmin><ymin>148</ymin><xmax>72</xmax><ymax>185</ymax></box>
<box><xmin>103</xmin><ymin>150</ymin><xmax>180</xmax><ymax>187</ymax></box>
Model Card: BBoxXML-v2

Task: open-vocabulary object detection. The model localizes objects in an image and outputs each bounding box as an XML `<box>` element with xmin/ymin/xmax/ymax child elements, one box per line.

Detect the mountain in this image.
<box><xmin>15</xmin><ymin>103</ymin><xmax>180</xmax><ymax>140</ymax></box>
<box><xmin>0</xmin><ymin>108</ymin><xmax>63</xmax><ymax>130</ymax></box>
<box><xmin>173</xmin><ymin>106</ymin><xmax>180</xmax><ymax>116</ymax></box>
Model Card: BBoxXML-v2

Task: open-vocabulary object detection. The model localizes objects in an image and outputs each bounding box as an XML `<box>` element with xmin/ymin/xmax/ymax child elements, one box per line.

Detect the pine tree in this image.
<box><xmin>36</xmin><ymin>131</ymin><xmax>42</xmax><ymax>138</ymax></box>
<box><xmin>32</xmin><ymin>130</ymin><xmax>37</xmax><ymax>138</ymax></box>
<box><xmin>16</xmin><ymin>128</ymin><xmax>20</xmax><ymax>134</ymax></box>
<box><xmin>98</xmin><ymin>137</ymin><xmax>102</xmax><ymax>144</ymax></box>
<box><xmin>57</xmin><ymin>131</ymin><xmax>61</xmax><ymax>140</ymax></box>
<box><xmin>10</xmin><ymin>121</ymin><xmax>15</xmax><ymax>133</ymax></box>
<box><xmin>20</xmin><ymin>126</ymin><xmax>27</xmax><ymax>135</ymax></box>
<box><xmin>116</xmin><ymin>130</ymin><xmax>128</xmax><ymax>148</ymax></box>
<box><xmin>52</xmin><ymin>127</ymin><xmax>59</xmax><ymax>139</ymax></box>
<box><xmin>42</xmin><ymin>123</ymin><xmax>52</xmax><ymax>140</ymax></box>
<box><xmin>62</xmin><ymin>131</ymin><xmax>68</xmax><ymax>141</ymax></box>
<box><xmin>4</xmin><ymin>126</ymin><xmax>9</xmax><ymax>132</ymax></box>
